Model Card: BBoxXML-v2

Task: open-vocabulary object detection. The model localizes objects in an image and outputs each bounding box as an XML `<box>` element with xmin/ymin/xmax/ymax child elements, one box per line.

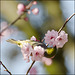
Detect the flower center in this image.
<box><xmin>59</xmin><ymin>38</ymin><xmax>62</xmax><ymax>40</ymax></box>
<box><xmin>50</xmin><ymin>37</ymin><xmax>54</xmax><ymax>39</ymax></box>
<box><xmin>36</xmin><ymin>52</ymin><xmax>39</xmax><ymax>56</ymax></box>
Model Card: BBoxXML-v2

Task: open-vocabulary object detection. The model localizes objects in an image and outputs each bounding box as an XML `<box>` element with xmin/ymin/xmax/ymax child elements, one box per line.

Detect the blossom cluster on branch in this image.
<box><xmin>21</xmin><ymin>29</ymin><xmax>68</xmax><ymax>65</ymax></box>
<box><xmin>21</xmin><ymin>36</ymin><xmax>52</xmax><ymax>66</ymax></box>
<box><xmin>44</xmin><ymin>30</ymin><xmax>68</xmax><ymax>48</ymax></box>
<box><xmin>17</xmin><ymin>1</ymin><xmax>39</xmax><ymax>16</ymax></box>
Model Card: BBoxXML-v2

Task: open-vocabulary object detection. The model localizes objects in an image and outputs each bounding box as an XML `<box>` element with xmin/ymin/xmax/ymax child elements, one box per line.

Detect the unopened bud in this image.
<box><xmin>32</xmin><ymin>8</ymin><xmax>39</xmax><ymax>15</ymax></box>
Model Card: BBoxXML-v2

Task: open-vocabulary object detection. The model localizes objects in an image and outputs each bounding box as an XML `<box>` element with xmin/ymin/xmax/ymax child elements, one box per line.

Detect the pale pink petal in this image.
<box><xmin>31</xmin><ymin>46</ymin><xmax>44</xmax><ymax>61</ymax></box>
<box><xmin>32</xmin><ymin>8</ymin><xmax>39</xmax><ymax>15</ymax></box>
<box><xmin>17</xmin><ymin>10</ymin><xmax>23</xmax><ymax>15</ymax></box>
<box><xmin>42</xmin><ymin>57</ymin><xmax>52</xmax><ymax>66</ymax></box>
<box><xmin>17</xmin><ymin>3</ymin><xmax>25</xmax><ymax>11</ymax></box>
<box><xmin>55</xmin><ymin>31</ymin><xmax>68</xmax><ymax>48</ymax></box>
<box><xmin>30</xmin><ymin>36</ymin><xmax>36</xmax><ymax>41</ymax></box>
<box><xmin>21</xmin><ymin>43</ymin><xmax>33</xmax><ymax>62</ymax></box>
<box><xmin>44</xmin><ymin>30</ymin><xmax>58</xmax><ymax>47</ymax></box>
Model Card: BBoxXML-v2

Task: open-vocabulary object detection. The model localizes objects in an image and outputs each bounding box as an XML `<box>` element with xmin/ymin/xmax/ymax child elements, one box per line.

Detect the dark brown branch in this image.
<box><xmin>26</xmin><ymin>61</ymin><xmax>35</xmax><ymax>75</ymax></box>
<box><xmin>0</xmin><ymin>0</ymin><xmax>34</xmax><ymax>35</ymax></box>
<box><xmin>58</xmin><ymin>13</ymin><xmax>75</xmax><ymax>34</ymax></box>
<box><xmin>0</xmin><ymin>61</ymin><xmax>12</xmax><ymax>75</ymax></box>
<box><xmin>0</xmin><ymin>13</ymin><xmax>24</xmax><ymax>34</ymax></box>
<box><xmin>41</xmin><ymin>13</ymin><xmax>75</xmax><ymax>42</ymax></box>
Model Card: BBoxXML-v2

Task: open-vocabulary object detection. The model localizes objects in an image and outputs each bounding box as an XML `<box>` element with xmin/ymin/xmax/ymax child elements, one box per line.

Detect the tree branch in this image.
<box><xmin>26</xmin><ymin>61</ymin><xmax>35</xmax><ymax>75</ymax></box>
<box><xmin>0</xmin><ymin>0</ymin><xmax>34</xmax><ymax>35</ymax></box>
<box><xmin>41</xmin><ymin>13</ymin><xmax>75</xmax><ymax>42</ymax></box>
<box><xmin>58</xmin><ymin>13</ymin><xmax>75</xmax><ymax>34</ymax></box>
<box><xmin>0</xmin><ymin>61</ymin><xmax>12</xmax><ymax>75</ymax></box>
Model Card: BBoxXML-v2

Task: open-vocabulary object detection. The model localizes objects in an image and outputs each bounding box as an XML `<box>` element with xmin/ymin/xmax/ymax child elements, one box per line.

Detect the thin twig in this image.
<box><xmin>26</xmin><ymin>1</ymin><xmax>33</xmax><ymax>9</ymax></box>
<box><xmin>58</xmin><ymin>13</ymin><xmax>75</xmax><ymax>34</ymax></box>
<box><xmin>41</xmin><ymin>13</ymin><xmax>75</xmax><ymax>42</ymax></box>
<box><xmin>26</xmin><ymin>61</ymin><xmax>35</xmax><ymax>75</ymax></box>
<box><xmin>0</xmin><ymin>0</ymin><xmax>34</xmax><ymax>35</ymax></box>
<box><xmin>0</xmin><ymin>13</ymin><xmax>24</xmax><ymax>34</ymax></box>
<box><xmin>0</xmin><ymin>61</ymin><xmax>12</xmax><ymax>75</ymax></box>
<box><xmin>0</xmin><ymin>1</ymin><xmax>34</xmax><ymax>75</ymax></box>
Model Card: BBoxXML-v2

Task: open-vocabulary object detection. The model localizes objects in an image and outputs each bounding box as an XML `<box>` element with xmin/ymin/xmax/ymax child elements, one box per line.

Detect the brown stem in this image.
<box><xmin>0</xmin><ymin>0</ymin><xmax>34</xmax><ymax>35</ymax></box>
<box><xmin>26</xmin><ymin>1</ymin><xmax>33</xmax><ymax>9</ymax></box>
<box><xmin>0</xmin><ymin>61</ymin><xmax>12</xmax><ymax>75</ymax></box>
<box><xmin>0</xmin><ymin>13</ymin><xmax>24</xmax><ymax>34</ymax></box>
<box><xmin>58</xmin><ymin>13</ymin><xmax>75</xmax><ymax>34</ymax></box>
<box><xmin>41</xmin><ymin>13</ymin><xmax>75</xmax><ymax>42</ymax></box>
<box><xmin>26</xmin><ymin>61</ymin><xmax>35</xmax><ymax>75</ymax></box>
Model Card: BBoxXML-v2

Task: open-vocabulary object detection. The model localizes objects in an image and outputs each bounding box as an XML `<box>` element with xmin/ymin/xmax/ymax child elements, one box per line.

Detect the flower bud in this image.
<box><xmin>32</xmin><ymin>8</ymin><xmax>39</xmax><ymax>15</ymax></box>
<box><xmin>17</xmin><ymin>3</ymin><xmax>25</xmax><ymax>11</ymax></box>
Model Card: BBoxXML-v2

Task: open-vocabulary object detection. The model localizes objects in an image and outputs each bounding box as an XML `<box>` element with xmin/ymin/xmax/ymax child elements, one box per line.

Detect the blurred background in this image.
<box><xmin>0</xmin><ymin>0</ymin><xmax>74</xmax><ymax>75</ymax></box>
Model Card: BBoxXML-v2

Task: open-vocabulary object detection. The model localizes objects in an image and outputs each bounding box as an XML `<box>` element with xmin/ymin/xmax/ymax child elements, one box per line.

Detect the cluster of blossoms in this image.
<box><xmin>21</xmin><ymin>36</ymin><xmax>52</xmax><ymax>65</ymax></box>
<box><xmin>44</xmin><ymin>30</ymin><xmax>68</xmax><ymax>48</ymax></box>
<box><xmin>17</xmin><ymin>1</ymin><xmax>39</xmax><ymax>16</ymax></box>
<box><xmin>21</xmin><ymin>30</ymin><xmax>68</xmax><ymax>65</ymax></box>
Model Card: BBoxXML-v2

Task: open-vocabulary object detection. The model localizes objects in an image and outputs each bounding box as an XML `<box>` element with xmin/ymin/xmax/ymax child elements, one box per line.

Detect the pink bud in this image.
<box><xmin>32</xmin><ymin>8</ymin><xmax>39</xmax><ymax>15</ymax></box>
<box><xmin>17</xmin><ymin>3</ymin><xmax>25</xmax><ymax>11</ymax></box>
<box><xmin>33</xmin><ymin>1</ymin><xmax>37</xmax><ymax>5</ymax></box>
<box><xmin>24</xmin><ymin>17</ymin><xmax>29</xmax><ymax>21</ymax></box>
<box><xmin>30</xmin><ymin>36</ymin><xmax>36</xmax><ymax>41</ymax></box>
<box><xmin>27</xmin><ymin>10</ymin><xmax>31</xmax><ymax>14</ymax></box>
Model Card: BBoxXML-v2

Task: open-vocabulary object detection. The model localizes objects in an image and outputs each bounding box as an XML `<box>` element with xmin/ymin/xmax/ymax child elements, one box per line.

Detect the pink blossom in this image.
<box><xmin>55</xmin><ymin>31</ymin><xmax>68</xmax><ymax>48</ymax></box>
<box><xmin>31</xmin><ymin>46</ymin><xmax>44</xmax><ymax>61</ymax></box>
<box><xmin>33</xmin><ymin>1</ymin><xmax>37</xmax><ymax>5</ymax></box>
<box><xmin>30</xmin><ymin>67</ymin><xmax>37</xmax><ymax>75</ymax></box>
<box><xmin>44</xmin><ymin>30</ymin><xmax>58</xmax><ymax>47</ymax></box>
<box><xmin>42</xmin><ymin>57</ymin><xmax>52</xmax><ymax>66</ymax></box>
<box><xmin>17</xmin><ymin>10</ymin><xmax>23</xmax><ymax>15</ymax></box>
<box><xmin>30</xmin><ymin>36</ymin><xmax>36</xmax><ymax>41</ymax></box>
<box><xmin>21</xmin><ymin>43</ymin><xmax>33</xmax><ymax>62</ymax></box>
<box><xmin>17</xmin><ymin>3</ymin><xmax>25</xmax><ymax>11</ymax></box>
<box><xmin>24</xmin><ymin>17</ymin><xmax>29</xmax><ymax>21</ymax></box>
<box><xmin>32</xmin><ymin>8</ymin><xmax>39</xmax><ymax>15</ymax></box>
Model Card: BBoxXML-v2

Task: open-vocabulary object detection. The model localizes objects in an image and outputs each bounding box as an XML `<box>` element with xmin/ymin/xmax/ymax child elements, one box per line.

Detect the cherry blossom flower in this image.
<box><xmin>31</xmin><ymin>46</ymin><xmax>44</xmax><ymax>61</ymax></box>
<box><xmin>30</xmin><ymin>36</ymin><xmax>36</xmax><ymax>41</ymax></box>
<box><xmin>17</xmin><ymin>3</ymin><xmax>26</xmax><ymax>15</ymax></box>
<box><xmin>17</xmin><ymin>3</ymin><xmax>25</xmax><ymax>11</ymax></box>
<box><xmin>55</xmin><ymin>31</ymin><xmax>68</xmax><ymax>48</ymax></box>
<box><xmin>32</xmin><ymin>8</ymin><xmax>39</xmax><ymax>15</ymax></box>
<box><xmin>42</xmin><ymin>57</ymin><xmax>52</xmax><ymax>66</ymax></box>
<box><xmin>21</xmin><ymin>43</ymin><xmax>33</xmax><ymax>62</ymax></box>
<box><xmin>44</xmin><ymin>30</ymin><xmax>58</xmax><ymax>47</ymax></box>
